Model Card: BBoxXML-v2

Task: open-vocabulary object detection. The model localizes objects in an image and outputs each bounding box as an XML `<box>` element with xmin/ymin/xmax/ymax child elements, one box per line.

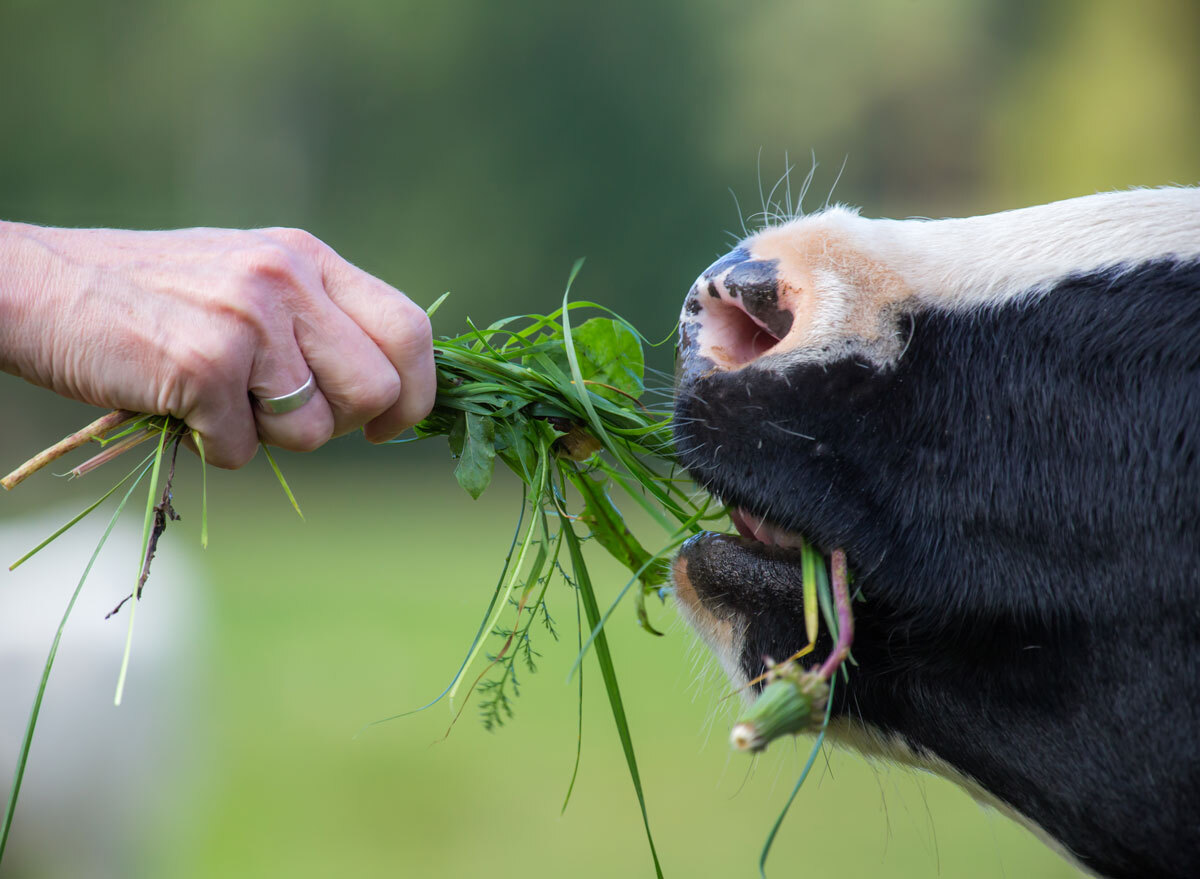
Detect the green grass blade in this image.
<box><xmin>566</xmin><ymin>532</ymin><xmax>689</xmax><ymax>682</ymax></box>
<box><xmin>566</xmin><ymin>491</ymin><xmax>710</xmax><ymax>681</ymax></box>
<box><xmin>802</xmin><ymin>539</ymin><xmax>818</xmax><ymax>647</ymax></box>
<box><xmin>0</xmin><ymin>457</ymin><xmax>153</xmax><ymax>865</ymax></box>
<box><xmin>359</xmin><ymin>486</ymin><xmax>531</xmax><ymax>731</ymax></box>
<box><xmin>559</xmin><ymin>259</ymin><xmax>618</xmax><ymax>454</ymax></box>
<box><xmin>192</xmin><ymin>430</ymin><xmax>208</xmax><ymax>549</ymax></box>
<box><xmin>261</xmin><ymin>444</ymin><xmax>304</xmax><ymax>520</ymax></box>
<box><xmin>600</xmin><ymin>465</ymin><xmax>696</xmax><ymax>535</ymax></box>
<box><xmin>94</xmin><ymin>414</ymin><xmax>157</xmax><ymax>445</ymax></box>
<box><xmin>600</xmin><ymin>464</ymin><xmax>688</xmax><ymax>534</ymax></box>
<box><xmin>8</xmin><ymin>450</ymin><xmax>156</xmax><ymax>571</ymax></box>
<box><xmin>758</xmin><ymin>676</ymin><xmax>837</xmax><ymax>879</ymax></box>
<box><xmin>561</xmin><ymin>574</ymin><xmax>585</xmax><ymax>814</ymax></box>
<box><xmin>425</xmin><ymin>291</ymin><xmax>451</xmax><ymax>317</ymax></box>
<box><xmin>560</xmin><ymin>511</ymin><xmax>664</xmax><ymax>879</ymax></box>
<box><xmin>814</xmin><ymin>551</ymin><xmax>838</xmax><ymax>643</ymax></box>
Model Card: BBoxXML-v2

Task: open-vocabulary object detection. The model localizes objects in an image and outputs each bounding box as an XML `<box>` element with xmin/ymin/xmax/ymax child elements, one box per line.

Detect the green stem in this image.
<box><xmin>758</xmin><ymin>676</ymin><xmax>837</xmax><ymax>879</ymax></box>
<box><xmin>113</xmin><ymin>424</ymin><xmax>170</xmax><ymax>706</ymax></box>
<box><xmin>559</xmin><ymin>501</ymin><xmax>664</xmax><ymax>879</ymax></box>
<box><xmin>447</xmin><ymin>448</ymin><xmax>547</xmax><ymax>708</ymax></box>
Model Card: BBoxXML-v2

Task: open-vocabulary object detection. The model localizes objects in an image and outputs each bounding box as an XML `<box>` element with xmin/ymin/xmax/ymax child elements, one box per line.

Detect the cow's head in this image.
<box><xmin>671</xmin><ymin>189</ymin><xmax>1200</xmax><ymax>879</ymax></box>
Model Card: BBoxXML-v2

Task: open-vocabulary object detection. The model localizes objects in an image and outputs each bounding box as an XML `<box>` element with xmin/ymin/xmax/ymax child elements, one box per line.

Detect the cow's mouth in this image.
<box><xmin>674</xmin><ymin>502</ymin><xmax>817</xmax><ymax>616</ymax></box>
<box><xmin>672</xmin><ymin>508</ymin><xmax>820</xmax><ymax>696</ymax></box>
<box><xmin>727</xmin><ymin>506</ymin><xmax>809</xmax><ymax>552</ymax></box>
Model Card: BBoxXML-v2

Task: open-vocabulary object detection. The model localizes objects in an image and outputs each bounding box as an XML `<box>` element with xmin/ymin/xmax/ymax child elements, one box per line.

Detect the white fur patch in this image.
<box><xmin>716</xmin><ymin>186</ymin><xmax>1200</xmax><ymax>370</ymax></box>
<box><xmin>671</xmin><ymin>559</ymin><xmax>751</xmax><ymax>696</ymax></box>
<box><xmin>867</xmin><ymin>186</ymin><xmax>1200</xmax><ymax>310</ymax></box>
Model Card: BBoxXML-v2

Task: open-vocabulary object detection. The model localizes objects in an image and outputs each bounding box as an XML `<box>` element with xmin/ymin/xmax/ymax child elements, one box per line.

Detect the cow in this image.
<box><xmin>671</xmin><ymin>187</ymin><xmax>1200</xmax><ymax>879</ymax></box>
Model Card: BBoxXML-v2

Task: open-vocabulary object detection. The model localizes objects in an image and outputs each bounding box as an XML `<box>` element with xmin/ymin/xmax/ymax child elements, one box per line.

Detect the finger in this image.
<box><xmin>183</xmin><ymin>388</ymin><xmax>260</xmax><ymax>470</ymax></box>
<box><xmin>165</xmin><ymin>336</ymin><xmax>260</xmax><ymax>469</ymax></box>
<box><xmin>291</xmin><ymin>303</ymin><xmax>403</xmax><ymax>437</ymax></box>
<box><xmin>316</xmin><ymin>253</ymin><xmax>436</xmax><ymax>442</ymax></box>
<box><xmin>179</xmin><ymin>430</ymin><xmax>256</xmax><ymax>473</ymax></box>
<box><xmin>249</xmin><ymin>343</ymin><xmax>337</xmax><ymax>453</ymax></box>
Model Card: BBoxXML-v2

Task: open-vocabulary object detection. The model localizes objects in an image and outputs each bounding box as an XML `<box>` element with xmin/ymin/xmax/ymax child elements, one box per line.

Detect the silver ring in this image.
<box><xmin>254</xmin><ymin>372</ymin><xmax>318</xmax><ymax>415</ymax></box>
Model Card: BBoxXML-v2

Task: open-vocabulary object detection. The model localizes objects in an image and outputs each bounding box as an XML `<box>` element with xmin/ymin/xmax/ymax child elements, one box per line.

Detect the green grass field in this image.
<box><xmin>9</xmin><ymin>442</ymin><xmax>1081</xmax><ymax>878</ymax></box>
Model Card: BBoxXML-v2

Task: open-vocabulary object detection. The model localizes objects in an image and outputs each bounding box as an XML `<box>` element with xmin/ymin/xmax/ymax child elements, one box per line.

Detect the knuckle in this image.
<box><xmin>411</xmin><ymin>307</ymin><xmax>434</xmax><ymax>350</ymax></box>
<box><xmin>389</xmin><ymin>302</ymin><xmax>434</xmax><ymax>357</ymax></box>
<box><xmin>368</xmin><ymin>291</ymin><xmax>428</xmax><ymax>343</ymax></box>
<box><xmin>241</xmin><ymin>242</ymin><xmax>302</xmax><ymax>289</ymax></box>
<box><xmin>174</xmin><ymin>333</ymin><xmax>241</xmax><ymax>393</ymax></box>
<box><xmin>358</xmin><ymin>369</ymin><xmax>403</xmax><ymax>415</ymax></box>
<box><xmin>264</xmin><ymin>226</ymin><xmax>322</xmax><ymax>256</ymax></box>
<box><xmin>206</xmin><ymin>260</ymin><xmax>294</xmax><ymax>341</ymax></box>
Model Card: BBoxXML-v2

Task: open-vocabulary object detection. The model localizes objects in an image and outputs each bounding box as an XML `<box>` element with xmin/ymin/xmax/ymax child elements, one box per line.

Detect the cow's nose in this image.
<box><xmin>678</xmin><ymin>247</ymin><xmax>795</xmax><ymax>373</ymax></box>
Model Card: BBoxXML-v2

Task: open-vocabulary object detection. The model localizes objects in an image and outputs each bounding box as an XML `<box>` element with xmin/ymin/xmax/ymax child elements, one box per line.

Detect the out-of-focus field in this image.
<box><xmin>1</xmin><ymin>0</ymin><xmax>1194</xmax><ymax>874</ymax></box>
<box><xmin>5</xmin><ymin>445</ymin><xmax>1079</xmax><ymax>878</ymax></box>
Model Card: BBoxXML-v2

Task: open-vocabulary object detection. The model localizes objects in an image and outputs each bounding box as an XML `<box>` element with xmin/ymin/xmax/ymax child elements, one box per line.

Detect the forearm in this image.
<box><xmin>0</xmin><ymin>221</ymin><xmax>82</xmax><ymax>388</ymax></box>
<box><xmin>0</xmin><ymin>223</ymin><xmax>214</xmax><ymax>412</ymax></box>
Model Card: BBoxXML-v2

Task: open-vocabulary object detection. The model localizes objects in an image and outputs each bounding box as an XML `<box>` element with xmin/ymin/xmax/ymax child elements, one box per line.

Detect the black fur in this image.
<box><xmin>674</xmin><ymin>258</ymin><xmax>1200</xmax><ymax>879</ymax></box>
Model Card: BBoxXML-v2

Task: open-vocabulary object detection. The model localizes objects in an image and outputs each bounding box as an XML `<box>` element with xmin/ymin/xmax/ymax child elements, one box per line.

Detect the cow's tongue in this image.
<box><xmin>729</xmin><ymin>507</ymin><xmax>807</xmax><ymax>551</ymax></box>
<box><xmin>730</xmin><ymin>507</ymin><xmax>773</xmax><ymax>544</ymax></box>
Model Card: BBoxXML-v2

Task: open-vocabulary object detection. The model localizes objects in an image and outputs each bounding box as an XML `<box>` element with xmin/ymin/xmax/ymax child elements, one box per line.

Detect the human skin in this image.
<box><xmin>0</xmin><ymin>223</ymin><xmax>436</xmax><ymax>468</ymax></box>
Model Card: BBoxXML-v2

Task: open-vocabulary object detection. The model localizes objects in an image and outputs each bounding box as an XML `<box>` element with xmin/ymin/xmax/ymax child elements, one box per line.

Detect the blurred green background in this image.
<box><xmin>1</xmin><ymin>0</ymin><xmax>1197</xmax><ymax>876</ymax></box>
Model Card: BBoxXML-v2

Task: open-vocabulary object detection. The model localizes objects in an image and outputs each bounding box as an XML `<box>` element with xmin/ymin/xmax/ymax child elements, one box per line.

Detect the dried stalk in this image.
<box><xmin>2</xmin><ymin>409</ymin><xmax>137</xmax><ymax>491</ymax></box>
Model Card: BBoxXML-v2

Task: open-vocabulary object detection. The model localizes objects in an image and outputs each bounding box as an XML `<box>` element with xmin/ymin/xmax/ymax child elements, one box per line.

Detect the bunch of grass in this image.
<box><xmin>0</xmin><ymin>263</ymin><xmax>853</xmax><ymax>878</ymax></box>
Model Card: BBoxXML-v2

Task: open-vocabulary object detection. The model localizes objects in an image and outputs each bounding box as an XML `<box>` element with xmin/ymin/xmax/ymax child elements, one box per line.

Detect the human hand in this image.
<box><xmin>0</xmin><ymin>223</ymin><xmax>436</xmax><ymax>468</ymax></box>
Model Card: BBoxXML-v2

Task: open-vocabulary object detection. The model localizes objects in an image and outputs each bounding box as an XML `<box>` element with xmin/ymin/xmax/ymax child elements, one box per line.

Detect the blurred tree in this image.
<box><xmin>1</xmin><ymin>0</ymin><xmax>1196</xmax><ymax>447</ymax></box>
<box><xmin>982</xmin><ymin>0</ymin><xmax>1200</xmax><ymax>206</ymax></box>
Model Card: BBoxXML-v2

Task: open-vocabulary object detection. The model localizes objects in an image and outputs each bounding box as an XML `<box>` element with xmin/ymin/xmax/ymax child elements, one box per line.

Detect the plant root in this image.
<box><xmin>105</xmin><ymin>432</ymin><xmax>183</xmax><ymax>618</ymax></box>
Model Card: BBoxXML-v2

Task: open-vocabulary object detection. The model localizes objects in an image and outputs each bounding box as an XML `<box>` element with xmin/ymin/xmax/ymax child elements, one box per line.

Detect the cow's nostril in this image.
<box><xmin>727</xmin><ymin>260</ymin><xmax>792</xmax><ymax>335</ymax></box>
<box><xmin>678</xmin><ymin>249</ymin><xmax>795</xmax><ymax>372</ymax></box>
<box><xmin>705</xmin><ymin>299</ymin><xmax>782</xmax><ymax>366</ymax></box>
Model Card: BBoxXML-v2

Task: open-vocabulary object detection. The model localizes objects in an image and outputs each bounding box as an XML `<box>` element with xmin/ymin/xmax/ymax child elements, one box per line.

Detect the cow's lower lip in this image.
<box><xmin>728</xmin><ymin>507</ymin><xmax>808</xmax><ymax>551</ymax></box>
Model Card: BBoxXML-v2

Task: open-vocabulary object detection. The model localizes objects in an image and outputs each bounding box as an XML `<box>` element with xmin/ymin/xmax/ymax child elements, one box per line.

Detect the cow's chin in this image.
<box><xmin>671</xmin><ymin>517</ymin><xmax>819</xmax><ymax>700</ymax></box>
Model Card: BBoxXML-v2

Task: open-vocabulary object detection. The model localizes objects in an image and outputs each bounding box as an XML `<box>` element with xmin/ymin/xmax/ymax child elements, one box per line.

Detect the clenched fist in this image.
<box><xmin>0</xmin><ymin>223</ymin><xmax>436</xmax><ymax>468</ymax></box>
